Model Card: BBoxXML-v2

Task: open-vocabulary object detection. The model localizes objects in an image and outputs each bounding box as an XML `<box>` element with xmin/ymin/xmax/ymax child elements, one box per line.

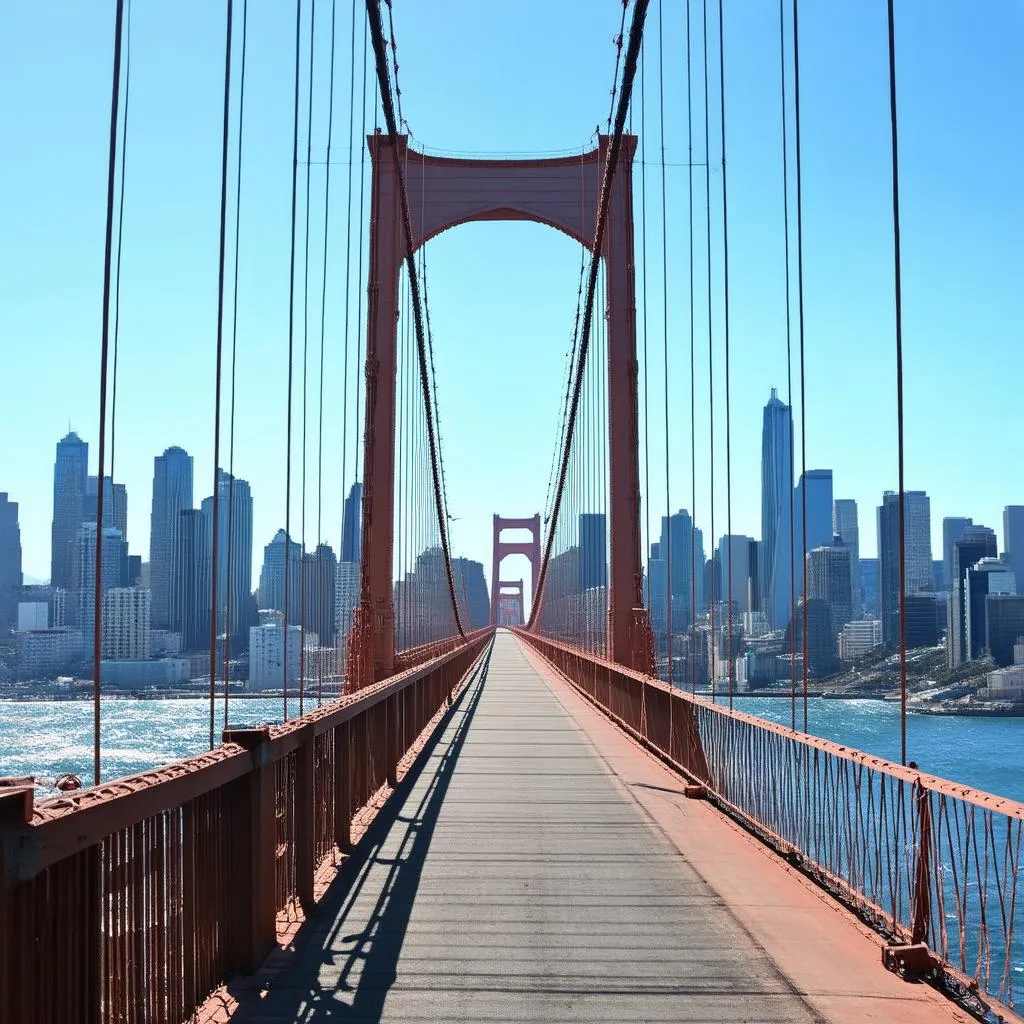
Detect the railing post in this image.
<box><xmin>223</xmin><ymin>727</ymin><xmax>277</xmax><ymax>973</ymax></box>
<box><xmin>911</xmin><ymin>779</ymin><xmax>932</xmax><ymax>945</ymax></box>
<box><xmin>294</xmin><ymin>725</ymin><xmax>315</xmax><ymax>912</ymax></box>
<box><xmin>334</xmin><ymin>720</ymin><xmax>352</xmax><ymax>854</ymax></box>
<box><xmin>386</xmin><ymin>693</ymin><xmax>398</xmax><ymax>788</ymax></box>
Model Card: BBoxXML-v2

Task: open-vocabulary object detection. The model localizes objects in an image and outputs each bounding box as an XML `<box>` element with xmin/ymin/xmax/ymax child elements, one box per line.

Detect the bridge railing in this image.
<box><xmin>517</xmin><ymin>630</ymin><xmax>1024</xmax><ymax>1020</ymax></box>
<box><xmin>0</xmin><ymin>628</ymin><xmax>492</xmax><ymax>1024</ymax></box>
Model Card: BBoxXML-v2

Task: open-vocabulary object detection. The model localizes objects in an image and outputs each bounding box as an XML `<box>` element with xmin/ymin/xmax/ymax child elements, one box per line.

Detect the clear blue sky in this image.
<box><xmin>2</xmin><ymin>2</ymin><xmax>1023</xmax><ymax>594</ymax></box>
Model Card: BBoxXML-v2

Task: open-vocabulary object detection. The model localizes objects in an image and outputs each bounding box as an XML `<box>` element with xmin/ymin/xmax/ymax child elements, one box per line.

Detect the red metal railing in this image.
<box><xmin>518</xmin><ymin>630</ymin><xmax>1024</xmax><ymax>1022</ymax></box>
<box><xmin>0</xmin><ymin>628</ymin><xmax>492</xmax><ymax>1024</ymax></box>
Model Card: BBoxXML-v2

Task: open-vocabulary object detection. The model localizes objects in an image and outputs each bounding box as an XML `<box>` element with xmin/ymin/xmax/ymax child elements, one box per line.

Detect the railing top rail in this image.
<box><xmin>4</xmin><ymin>630</ymin><xmax>492</xmax><ymax>876</ymax></box>
<box><xmin>518</xmin><ymin>629</ymin><xmax>1024</xmax><ymax>821</ymax></box>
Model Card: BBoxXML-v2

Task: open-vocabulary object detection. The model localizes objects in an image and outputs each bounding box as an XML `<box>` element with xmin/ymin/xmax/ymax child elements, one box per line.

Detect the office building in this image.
<box><xmin>335</xmin><ymin>560</ymin><xmax>360</xmax><ymax>669</ymax></box>
<box><xmin>878</xmin><ymin>490</ymin><xmax>932</xmax><ymax>648</ymax></box>
<box><xmin>649</xmin><ymin>510</ymin><xmax>703</xmax><ymax>644</ymax></box>
<box><xmin>170</xmin><ymin>509</ymin><xmax>211</xmax><ymax>652</ymax></box>
<box><xmin>1003</xmin><ymin>506</ymin><xmax>1024</xmax><ymax>592</ymax></box>
<box><xmin>51</xmin><ymin>432</ymin><xmax>89</xmax><ymax>589</ymax></box>
<box><xmin>0</xmin><ymin>493</ymin><xmax>22</xmax><ymax>634</ymax></box>
<box><xmin>74</xmin><ymin>523</ymin><xmax>127</xmax><ymax>652</ymax></box>
<box><xmin>760</xmin><ymin>389</ymin><xmax>794</xmax><ymax>629</ymax></box>
<box><xmin>838</xmin><ymin>619</ymin><xmax>882</xmax><ymax>662</ymax></box>
<box><xmin>948</xmin><ymin>526</ymin><xmax>998</xmax><ymax>667</ymax></box>
<box><xmin>832</xmin><ymin>499</ymin><xmax>859</xmax><ymax>617</ymax></box>
<box><xmin>985</xmin><ymin>594</ymin><xmax>1024</xmax><ymax>668</ymax></box>
<box><xmin>85</xmin><ymin>476</ymin><xmax>127</xmax><ymax>541</ymax></box>
<box><xmin>964</xmin><ymin>558</ymin><xmax>1016</xmax><ymax>662</ymax></box>
<box><xmin>793</xmin><ymin>471</ymin><xmax>834</xmax><ymax>603</ymax></box>
<box><xmin>716</xmin><ymin>535</ymin><xmax>756</xmax><ymax>615</ymax></box>
<box><xmin>942</xmin><ymin>517</ymin><xmax>973</xmax><ymax>595</ymax></box>
<box><xmin>452</xmin><ymin>557</ymin><xmax>490</xmax><ymax>629</ymax></box>
<box><xmin>200</xmin><ymin>470</ymin><xmax>253</xmax><ymax>650</ymax></box>
<box><xmin>101</xmin><ymin>587</ymin><xmax>151</xmax><ymax>660</ymax></box>
<box><xmin>149</xmin><ymin>446</ymin><xmax>193</xmax><ymax>629</ymax></box>
<box><xmin>807</xmin><ymin>541</ymin><xmax>853</xmax><ymax>636</ymax></box>
<box><xmin>14</xmin><ymin>627</ymin><xmax>84</xmax><ymax>680</ymax></box>
<box><xmin>301</xmin><ymin>543</ymin><xmax>338</xmax><ymax>646</ymax></box>
<box><xmin>341</xmin><ymin>481</ymin><xmax>363</xmax><ymax>564</ymax></box>
<box><xmin>17</xmin><ymin>602</ymin><xmax>49</xmax><ymax>630</ymax></box>
<box><xmin>860</xmin><ymin>558</ymin><xmax>879</xmax><ymax>618</ymax></box>
<box><xmin>249</xmin><ymin>622</ymin><xmax>301</xmax><ymax>691</ymax></box>
<box><xmin>259</xmin><ymin>529</ymin><xmax>303</xmax><ymax>622</ymax></box>
<box><xmin>786</xmin><ymin>597</ymin><xmax>836</xmax><ymax>676</ymax></box>
<box><xmin>578</xmin><ymin>513</ymin><xmax>607</xmax><ymax>592</ymax></box>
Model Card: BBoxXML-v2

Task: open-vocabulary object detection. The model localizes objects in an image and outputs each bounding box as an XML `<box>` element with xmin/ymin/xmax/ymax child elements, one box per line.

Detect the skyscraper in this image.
<box><xmin>877</xmin><ymin>490</ymin><xmax>932</xmax><ymax>649</ymax></box>
<box><xmin>341</xmin><ymin>481</ymin><xmax>363</xmax><ymax>564</ymax></box>
<box><xmin>301</xmin><ymin>543</ymin><xmax>338</xmax><ymax>646</ymax></box>
<box><xmin>75</xmin><ymin>523</ymin><xmax>127</xmax><ymax>653</ymax></box>
<box><xmin>793</xmin><ymin>470</ymin><xmax>833</xmax><ymax>602</ymax></box>
<box><xmin>760</xmin><ymin>389</ymin><xmax>794</xmax><ymax>629</ymax></box>
<box><xmin>832</xmin><ymin>499</ymin><xmax>860</xmax><ymax>617</ymax></box>
<box><xmin>649</xmin><ymin>510</ymin><xmax>702</xmax><ymax>640</ymax></box>
<box><xmin>715</xmin><ymin>535</ymin><xmax>755</xmax><ymax>614</ymax></box>
<box><xmin>200</xmin><ymin>470</ymin><xmax>253</xmax><ymax>650</ymax></box>
<box><xmin>1003</xmin><ymin>506</ymin><xmax>1024</xmax><ymax>592</ymax></box>
<box><xmin>947</xmin><ymin>526</ymin><xmax>998</xmax><ymax>667</ymax></box>
<box><xmin>85</xmin><ymin>476</ymin><xmax>127</xmax><ymax>540</ymax></box>
<box><xmin>0</xmin><ymin>493</ymin><xmax>22</xmax><ymax>634</ymax></box>
<box><xmin>259</xmin><ymin>529</ymin><xmax>303</xmax><ymax>621</ymax></box>
<box><xmin>170</xmin><ymin>508</ymin><xmax>211</xmax><ymax>652</ymax></box>
<box><xmin>452</xmin><ymin>557</ymin><xmax>490</xmax><ymax>628</ymax></box>
<box><xmin>150</xmin><ymin>447</ymin><xmax>194</xmax><ymax>629</ymax></box>
<box><xmin>51</xmin><ymin>432</ymin><xmax>89</xmax><ymax>588</ymax></box>
<box><xmin>964</xmin><ymin>559</ymin><xmax>1016</xmax><ymax>662</ymax></box>
<box><xmin>942</xmin><ymin>517</ymin><xmax>973</xmax><ymax>593</ymax></box>
<box><xmin>807</xmin><ymin>542</ymin><xmax>853</xmax><ymax>636</ymax></box>
<box><xmin>578</xmin><ymin>513</ymin><xmax>607</xmax><ymax>591</ymax></box>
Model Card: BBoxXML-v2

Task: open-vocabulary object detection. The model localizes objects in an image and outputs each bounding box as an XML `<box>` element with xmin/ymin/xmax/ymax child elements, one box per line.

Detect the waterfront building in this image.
<box><xmin>838</xmin><ymin>619</ymin><xmax>882</xmax><ymax>662</ymax></box>
<box><xmin>249</xmin><ymin>621</ymin><xmax>301</xmax><ymax>691</ymax></box>
<box><xmin>984</xmin><ymin>594</ymin><xmax>1024</xmax><ymax>667</ymax></box>
<box><xmin>75</xmin><ymin>523</ymin><xmax>127</xmax><ymax>653</ymax></box>
<box><xmin>964</xmin><ymin>558</ymin><xmax>1016</xmax><ymax>662</ymax></box>
<box><xmin>948</xmin><ymin>526</ymin><xmax>998</xmax><ymax>667</ymax></box>
<box><xmin>101</xmin><ymin>587</ymin><xmax>151</xmax><ymax>661</ymax></box>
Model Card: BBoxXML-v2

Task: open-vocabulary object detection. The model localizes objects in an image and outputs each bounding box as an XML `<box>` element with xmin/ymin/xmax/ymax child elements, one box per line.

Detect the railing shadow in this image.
<box><xmin>226</xmin><ymin>640</ymin><xmax>493</xmax><ymax>1022</ymax></box>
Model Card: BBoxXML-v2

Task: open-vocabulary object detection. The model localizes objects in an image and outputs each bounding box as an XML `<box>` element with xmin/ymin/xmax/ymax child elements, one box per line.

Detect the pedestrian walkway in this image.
<box><xmin>227</xmin><ymin>631</ymin><xmax>967</xmax><ymax>1022</ymax></box>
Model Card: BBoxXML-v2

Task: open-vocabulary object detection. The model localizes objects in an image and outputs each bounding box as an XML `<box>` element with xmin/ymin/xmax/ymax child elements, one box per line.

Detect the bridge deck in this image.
<box><xmin>225</xmin><ymin>632</ymin><xmax>966</xmax><ymax>1023</ymax></box>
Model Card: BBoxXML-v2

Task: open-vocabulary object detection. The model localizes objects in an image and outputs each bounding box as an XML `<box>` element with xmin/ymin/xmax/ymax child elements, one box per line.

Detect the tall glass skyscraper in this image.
<box><xmin>341</xmin><ymin>481</ymin><xmax>363</xmax><ymax>564</ymax></box>
<box><xmin>0</xmin><ymin>493</ymin><xmax>22</xmax><ymax>633</ymax></box>
<box><xmin>51</xmin><ymin>432</ymin><xmax>89</xmax><ymax>588</ymax></box>
<box><xmin>877</xmin><ymin>490</ymin><xmax>932</xmax><ymax>648</ymax></box>
<box><xmin>793</xmin><ymin>469</ymin><xmax>833</xmax><ymax>602</ymax></box>
<box><xmin>149</xmin><ymin>447</ymin><xmax>194</xmax><ymax>629</ymax></box>
<box><xmin>760</xmin><ymin>389</ymin><xmax>794</xmax><ymax>629</ymax></box>
<box><xmin>833</xmin><ymin>498</ymin><xmax>860</xmax><ymax>617</ymax></box>
<box><xmin>200</xmin><ymin>469</ymin><xmax>253</xmax><ymax>651</ymax></box>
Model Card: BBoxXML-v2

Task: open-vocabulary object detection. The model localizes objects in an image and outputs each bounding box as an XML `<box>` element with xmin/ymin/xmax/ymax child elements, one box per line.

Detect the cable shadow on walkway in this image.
<box><xmin>228</xmin><ymin>640</ymin><xmax>493</xmax><ymax>1023</ymax></box>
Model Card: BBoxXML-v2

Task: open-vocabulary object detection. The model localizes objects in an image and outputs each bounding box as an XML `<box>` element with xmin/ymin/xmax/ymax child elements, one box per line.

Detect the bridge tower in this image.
<box><xmin>490</xmin><ymin>515</ymin><xmax>541</xmax><ymax>625</ymax></box>
<box><xmin>355</xmin><ymin>134</ymin><xmax>647</xmax><ymax>683</ymax></box>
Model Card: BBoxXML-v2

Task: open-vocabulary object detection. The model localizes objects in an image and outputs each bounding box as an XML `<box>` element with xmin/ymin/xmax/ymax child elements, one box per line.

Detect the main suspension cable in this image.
<box><xmin>366</xmin><ymin>0</ymin><xmax>465</xmax><ymax>636</ymax></box>
<box><xmin>531</xmin><ymin>0</ymin><xmax>650</xmax><ymax>625</ymax></box>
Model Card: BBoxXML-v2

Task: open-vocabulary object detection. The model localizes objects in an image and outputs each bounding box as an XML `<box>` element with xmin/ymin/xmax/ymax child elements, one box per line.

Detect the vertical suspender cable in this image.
<box><xmin>657</xmin><ymin>0</ymin><xmax>673</xmax><ymax>686</ymax></box>
<box><xmin>885</xmin><ymin>0</ymin><xmax>909</xmax><ymax>766</ymax></box>
<box><xmin>208</xmin><ymin>0</ymin><xmax>234</xmax><ymax>749</ymax></box>
<box><xmin>93</xmin><ymin>0</ymin><xmax>126</xmax><ymax>785</ymax></box>
<box><xmin>718</xmin><ymin>0</ymin><xmax>734</xmax><ymax>710</ymax></box>
<box><xmin>109</xmin><ymin>1</ymin><xmax>131</xmax><ymax>491</ymax></box>
<box><xmin>702</xmin><ymin>0</ymin><xmax>716</xmax><ymax>697</ymax></box>
<box><xmin>299</xmin><ymin>0</ymin><xmax>317</xmax><ymax>717</ymax></box>
<box><xmin>284</xmin><ymin>0</ymin><xmax>303</xmax><ymax>722</ymax></box>
<box><xmin>686</xmin><ymin>0</ymin><xmax>698</xmax><ymax>694</ymax></box>
<box><xmin>339</xmin><ymin>0</ymin><xmax>357</xmax><ymax>520</ymax></box>
<box><xmin>225</xmin><ymin>0</ymin><xmax>249</xmax><ymax>727</ymax></box>
<box><xmin>316</xmin><ymin>0</ymin><xmax>338</xmax><ymax>707</ymax></box>
<box><xmin>779</xmin><ymin>0</ymin><xmax>797</xmax><ymax>733</ymax></box>
<box><xmin>639</xmin><ymin>46</ymin><xmax>653</xmax><ymax>672</ymax></box>
<box><xmin>792</xmin><ymin>0</ymin><xmax>809</xmax><ymax>733</ymax></box>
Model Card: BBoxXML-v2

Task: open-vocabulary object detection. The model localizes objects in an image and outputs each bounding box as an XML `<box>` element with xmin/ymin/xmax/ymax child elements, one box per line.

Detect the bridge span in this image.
<box><xmin>200</xmin><ymin>632</ymin><xmax>963</xmax><ymax>1023</ymax></box>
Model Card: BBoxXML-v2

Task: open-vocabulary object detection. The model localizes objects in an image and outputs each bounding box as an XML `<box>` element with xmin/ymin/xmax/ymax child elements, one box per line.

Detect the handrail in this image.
<box><xmin>0</xmin><ymin>629</ymin><xmax>494</xmax><ymax>1023</ymax></box>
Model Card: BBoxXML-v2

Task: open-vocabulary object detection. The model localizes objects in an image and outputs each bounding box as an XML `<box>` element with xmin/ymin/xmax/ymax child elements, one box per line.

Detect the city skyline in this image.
<box><xmin>3</xmin><ymin>5</ymin><xmax>1023</xmax><ymax>607</ymax></box>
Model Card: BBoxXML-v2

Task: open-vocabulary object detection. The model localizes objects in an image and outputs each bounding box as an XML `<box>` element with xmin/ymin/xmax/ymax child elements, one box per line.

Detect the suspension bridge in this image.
<box><xmin>2</xmin><ymin>1</ymin><xmax>1023</xmax><ymax>1022</ymax></box>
